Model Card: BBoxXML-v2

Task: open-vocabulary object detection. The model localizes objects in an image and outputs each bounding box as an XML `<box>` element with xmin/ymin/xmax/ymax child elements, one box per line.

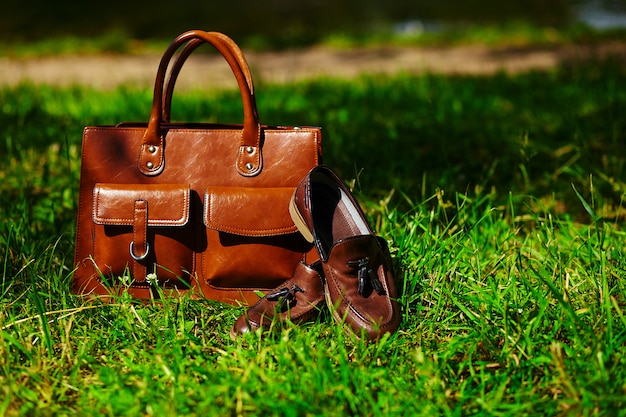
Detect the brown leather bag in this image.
<box><xmin>72</xmin><ymin>30</ymin><xmax>322</xmax><ymax>304</ymax></box>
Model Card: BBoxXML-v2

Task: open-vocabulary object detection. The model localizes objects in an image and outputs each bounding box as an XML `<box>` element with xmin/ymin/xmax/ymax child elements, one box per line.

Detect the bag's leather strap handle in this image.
<box><xmin>131</xmin><ymin>199</ymin><xmax>149</xmax><ymax>282</ymax></box>
<box><xmin>161</xmin><ymin>35</ymin><xmax>254</xmax><ymax>122</ymax></box>
<box><xmin>140</xmin><ymin>30</ymin><xmax>262</xmax><ymax>177</ymax></box>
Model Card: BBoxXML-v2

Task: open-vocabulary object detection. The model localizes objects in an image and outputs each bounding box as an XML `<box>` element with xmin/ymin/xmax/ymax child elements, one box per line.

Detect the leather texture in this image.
<box><xmin>231</xmin><ymin>261</ymin><xmax>325</xmax><ymax>336</ymax></box>
<box><xmin>73</xmin><ymin>30</ymin><xmax>322</xmax><ymax>304</ymax></box>
<box><xmin>290</xmin><ymin>166</ymin><xmax>400</xmax><ymax>339</ymax></box>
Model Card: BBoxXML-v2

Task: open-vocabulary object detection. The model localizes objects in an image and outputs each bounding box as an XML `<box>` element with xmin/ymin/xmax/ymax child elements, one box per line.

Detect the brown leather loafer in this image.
<box><xmin>289</xmin><ymin>166</ymin><xmax>401</xmax><ymax>340</ymax></box>
<box><xmin>231</xmin><ymin>261</ymin><xmax>325</xmax><ymax>337</ymax></box>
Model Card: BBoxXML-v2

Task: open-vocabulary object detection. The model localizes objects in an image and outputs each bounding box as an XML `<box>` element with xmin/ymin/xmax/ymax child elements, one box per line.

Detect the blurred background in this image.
<box><xmin>2</xmin><ymin>0</ymin><xmax>625</xmax><ymax>49</ymax></box>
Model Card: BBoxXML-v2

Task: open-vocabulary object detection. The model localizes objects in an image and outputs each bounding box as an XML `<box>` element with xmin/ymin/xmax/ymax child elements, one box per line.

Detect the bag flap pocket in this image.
<box><xmin>204</xmin><ymin>186</ymin><xmax>297</xmax><ymax>236</ymax></box>
<box><xmin>93</xmin><ymin>183</ymin><xmax>190</xmax><ymax>226</ymax></box>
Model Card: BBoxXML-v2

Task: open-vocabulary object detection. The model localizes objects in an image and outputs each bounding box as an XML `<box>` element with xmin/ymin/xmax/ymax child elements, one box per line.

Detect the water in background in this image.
<box><xmin>574</xmin><ymin>0</ymin><xmax>626</xmax><ymax>28</ymax></box>
<box><xmin>1</xmin><ymin>0</ymin><xmax>625</xmax><ymax>44</ymax></box>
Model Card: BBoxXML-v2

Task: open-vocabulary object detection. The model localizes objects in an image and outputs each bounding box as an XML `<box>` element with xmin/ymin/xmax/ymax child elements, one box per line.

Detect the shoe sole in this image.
<box><xmin>289</xmin><ymin>192</ymin><xmax>315</xmax><ymax>243</ymax></box>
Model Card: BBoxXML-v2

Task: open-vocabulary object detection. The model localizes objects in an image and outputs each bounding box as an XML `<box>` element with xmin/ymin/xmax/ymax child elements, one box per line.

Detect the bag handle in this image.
<box><xmin>161</xmin><ymin>35</ymin><xmax>254</xmax><ymax>122</ymax></box>
<box><xmin>139</xmin><ymin>30</ymin><xmax>262</xmax><ymax>177</ymax></box>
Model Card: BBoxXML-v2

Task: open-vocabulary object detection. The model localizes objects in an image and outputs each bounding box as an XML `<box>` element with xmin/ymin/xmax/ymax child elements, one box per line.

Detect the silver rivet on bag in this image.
<box><xmin>246</xmin><ymin>146</ymin><xmax>254</xmax><ymax>154</ymax></box>
<box><xmin>146</xmin><ymin>162</ymin><xmax>154</xmax><ymax>169</ymax></box>
<box><xmin>245</xmin><ymin>162</ymin><xmax>254</xmax><ymax>171</ymax></box>
<box><xmin>149</xmin><ymin>146</ymin><xmax>156</xmax><ymax>153</ymax></box>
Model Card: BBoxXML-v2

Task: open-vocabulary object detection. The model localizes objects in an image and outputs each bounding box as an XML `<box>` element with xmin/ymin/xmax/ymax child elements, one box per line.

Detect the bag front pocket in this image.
<box><xmin>202</xmin><ymin>186</ymin><xmax>311</xmax><ymax>290</ymax></box>
<box><xmin>92</xmin><ymin>183</ymin><xmax>195</xmax><ymax>288</ymax></box>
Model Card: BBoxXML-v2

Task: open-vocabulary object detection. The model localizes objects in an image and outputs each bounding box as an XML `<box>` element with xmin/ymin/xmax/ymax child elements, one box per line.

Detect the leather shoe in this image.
<box><xmin>289</xmin><ymin>166</ymin><xmax>400</xmax><ymax>340</ymax></box>
<box><xmin>231</xmin><ymin>261</ymin><xmax>325</xmax><ymax>337</ymax></box>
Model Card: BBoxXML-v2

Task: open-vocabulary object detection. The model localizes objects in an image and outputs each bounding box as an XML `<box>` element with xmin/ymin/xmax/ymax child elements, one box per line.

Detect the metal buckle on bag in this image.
<box><xmin>130</xmin><ymin>242</ymin><xmax>150</xmax><ymax>261</ymax></box>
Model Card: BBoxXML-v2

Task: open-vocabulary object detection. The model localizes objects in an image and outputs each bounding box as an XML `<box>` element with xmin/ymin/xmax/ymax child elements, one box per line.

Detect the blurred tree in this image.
<box><xmin>0</xmin><ymin>0</ymin><xmax>601</xmax><ymax>44</ymax></box>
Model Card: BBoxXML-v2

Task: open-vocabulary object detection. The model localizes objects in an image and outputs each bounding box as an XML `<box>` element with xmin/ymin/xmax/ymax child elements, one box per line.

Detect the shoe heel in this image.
<box><xmin>289</xmin><ymin>193</ymin><xmax>315</xmax><ymax>243</ymax></box>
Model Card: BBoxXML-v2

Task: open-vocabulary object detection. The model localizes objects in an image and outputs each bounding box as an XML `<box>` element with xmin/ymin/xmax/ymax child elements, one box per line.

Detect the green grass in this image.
<box><xmin>320</xmin><ymin>21</ymin><xmax>626</xmax><ymax>50</ymax></box>
<box><xmin>2</xmin><ymin>22</ymin><xmax>625</xmax><ymax>57</ymax></box>
<box><xmin>2</xmin><ymin>58</ymin><xmax>626</xmax><ymax>415</ymax></box>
